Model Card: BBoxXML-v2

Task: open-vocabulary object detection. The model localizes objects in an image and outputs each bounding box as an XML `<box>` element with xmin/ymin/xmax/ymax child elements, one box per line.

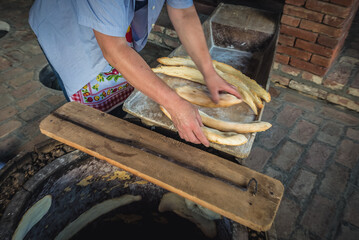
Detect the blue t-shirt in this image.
<box><xmin>29</xmin><ymin>0</ymin><xmax>193</xmax><ymax>96</ymax></box>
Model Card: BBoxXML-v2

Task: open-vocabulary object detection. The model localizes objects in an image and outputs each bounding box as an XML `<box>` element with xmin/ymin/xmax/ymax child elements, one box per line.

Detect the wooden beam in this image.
<box><xmin>39</xmin><ymin>102</ymin><xmax>283</xmax><ymax>232</ymax></box>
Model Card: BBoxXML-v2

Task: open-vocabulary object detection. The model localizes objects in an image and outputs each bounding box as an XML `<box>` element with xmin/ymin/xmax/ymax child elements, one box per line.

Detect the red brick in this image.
<box><xmin>270</xmin><ymin>73</ymin><xmax>291</xmax><ymax>85</ymax></box>
<box><xmin>320</xmin><ymin>106</ymin><xmax>359</xmax><ymax>125</ymax></box>
<box><xmin>280</xmin><ymin>24</ymin><xmax>318</xmax><ymax>42</ymax></box>
<box><xmin>275</xmin><ymin>198</ymin><xmax>301</xmax><ymax>239</ymax></box>
<box><xmin>0</xmin><ymin>106</ymin><xmax>18</xmax><ymax>122</ymax></box>
<box><xmin>296</xmin><ymin>39</ymin><xmax>334</xmax><ymax>57</ymax></box>
<box><xmin>330</xmin><ymin>0</ymin><xmax>355</xmax><ymax>7</ymax></box>
<box><xmin>323</xmin><ymin>14</ymin><xmax>346</xmax><ymax>27</ymax></box>
<box><xmin>283</xmin><ymin>92</ymin><xmax>317</xmax><ymax>111</ymax></box>
<box><xmin>317</xmin><ymin>34</ymin><xmax>340</xmax><ymax>48</ymax></box>
<box><xmin>300</xmin><ymin>19</ymin><xmax>343</xmax><ymax>37</ymax></box>
<box><xmin>290</xmin><ymin>119</ymin><xmax>319</xmax><ymax>144</ymax></box>
<box><xmin>346</xmin><ymin>128</ymin><xmax>359</xmax><ymax>141</ymax></box>
<box><xmin>281</xmin><ymin>14</ymin><xmax>301</xmax><ymax>27</ymax></box>
<box><xmin>275</xmin><ymin>53</ymin><xmax>290</xmax><ymax>64</ymax></box>
<box><xmin>277</xmin><ymin>44</ymin><xmax>312</xmax><ymax>60</ymax></box>
<box><xmin>284</xmin><ymin>4</ymin><xmax>324</xmax><ymax>22</ymax></box>
<box><xmin>285</xmin><ymin>0</ymin><xmax>306</xmax><ymax>6</ymax></box>
<box><xmin>310</xmin><ymin>54</ymin><xmax>332</xmax><ymax>67</ymax></box>
<box><xmin>323</xmin><ymin>62</ymin><xmax>352</xmax><ymax>89</ymax></box>
<box><xmin>281</xmin><ymin>65</ymin><xmax>302</xmax><ymax>76</ymax></box>
<box><xmin>319</xmin><ymin>163</ymin><xmax>349</xmax><ymax>200</ymax></box>
<box><xmin>273</xmin><ymin>141</ymin><xmax>304</xmax><ymax>171</ymax></box>
<box><xmin>244</xmin><ymin>147</ymin><xmax>272</xmax><ymax>172</ymax></box>
<box><xmin>301</xmin><ymin>195</ymin><xmax>336</xmax><ymax>236</ymax></box>
<box><xmin>290</xmin><ymin>57</ymin><xmax>328</xmax><ymax>76</ymax></box>
<box><xmin>343</xmin><ymin>190</ymin><xmax>359</xmax><ymax>227</ymax></box>
<box><xmin>278</xmin><ymin>34</ymin><xmax>296</xmax><ymax>46</ymax></box>
<box><xmin>257</xmin><ymin>125</ymin><xmax>287</xmax><ymax>149</ymax></box>
<box><xmin>304</xmin><ymin>141</ymin><xmax>332</xmax><ymax>171</ymax></box>
<box><xmin>276</xmin><ymin>105</ymin><xmax>303</xmax><ymax>127</ymax></box>
<box><xmin>0</xmin><ymin>56</ymin><xmax>12</xmax><ymax>71</ymax></box>
<box><xmin>335</xmin><ymin>139</ymin><xmax>359</xmax><ymax>168</ymax></box>
<box><xmin>0</xmin><ymin>120</ymin><xmax>22</xmax><ymax>138</ymax></box>
<box><xmin>289</xmin><ymin>169</ymin><xmax>317</xmax><ymax>200</ymax></box>
<box><xmin>306</xmin><ymin>0</ymin><xmax>351</xmax><ymax>18</ymax></box>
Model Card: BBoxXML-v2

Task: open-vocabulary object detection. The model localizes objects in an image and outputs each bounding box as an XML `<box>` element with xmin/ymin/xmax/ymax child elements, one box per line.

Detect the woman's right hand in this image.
<box><xmin>164</xmin><ymin>98</ymin><xmax>210</xmax><ymax>147</ymax></box>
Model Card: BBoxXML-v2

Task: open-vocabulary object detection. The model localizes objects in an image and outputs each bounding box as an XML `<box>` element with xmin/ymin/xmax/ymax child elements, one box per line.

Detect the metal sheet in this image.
<box><xmin>123</xmin><ymin>3</ymin><xmax>280</xmax><ymax>158</ymax></box>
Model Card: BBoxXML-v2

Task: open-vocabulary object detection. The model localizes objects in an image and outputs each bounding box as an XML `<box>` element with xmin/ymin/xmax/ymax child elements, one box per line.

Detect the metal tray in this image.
<box><xmin>123</xmin><ymin>3</ymin><xmax>280</xmax><ymax>158</ymax></box>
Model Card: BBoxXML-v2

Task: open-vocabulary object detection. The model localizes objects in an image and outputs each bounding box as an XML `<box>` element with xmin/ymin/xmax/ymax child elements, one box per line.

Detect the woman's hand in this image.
<box><xmin>164</xmin><ymin>97</ymin><xmax>210</xmax><ymax>147</ymax></box>
<box><xmin>204</xmin><ymin>72</ymin><xmax>242</xmax><ymax>104</ymax></box>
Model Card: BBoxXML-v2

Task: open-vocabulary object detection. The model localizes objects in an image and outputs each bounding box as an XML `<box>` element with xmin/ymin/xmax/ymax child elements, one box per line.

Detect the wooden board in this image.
<box><xmin>39</xmin><ymin>102</ymin><xmax>284</xmax><ymax>232</ymax></box>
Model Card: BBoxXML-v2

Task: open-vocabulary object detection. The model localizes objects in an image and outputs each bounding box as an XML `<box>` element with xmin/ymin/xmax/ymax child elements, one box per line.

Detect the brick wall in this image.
<box><xmin>149</xmin><ymin>0</ymin><xmax>359</xmax><ymax>112</ymax></box>
<box><xmin>272</xmin><ymin>0</ymin><xmax>359</xmax><ymax>112</ymax></box>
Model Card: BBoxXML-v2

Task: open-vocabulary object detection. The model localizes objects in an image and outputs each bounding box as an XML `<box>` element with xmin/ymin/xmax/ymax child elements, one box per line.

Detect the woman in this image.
<box><xmin>29</xmin><ymin>0</ymin><xmax>240</xmax><ymax>147</ymax></box>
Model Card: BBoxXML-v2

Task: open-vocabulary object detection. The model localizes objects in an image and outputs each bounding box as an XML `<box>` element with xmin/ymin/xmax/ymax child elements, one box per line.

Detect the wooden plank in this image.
<box><xmin>39</xmin><ymin>102</ymin><xmax>284</xmax><ymax>232</ymax></box>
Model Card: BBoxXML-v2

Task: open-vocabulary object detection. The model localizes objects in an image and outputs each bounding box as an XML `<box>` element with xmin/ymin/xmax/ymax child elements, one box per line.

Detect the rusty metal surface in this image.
<box><xmin>123</xmin><ymin>3</ymin><xmax>280</xmax><ymax>158</ymax></box>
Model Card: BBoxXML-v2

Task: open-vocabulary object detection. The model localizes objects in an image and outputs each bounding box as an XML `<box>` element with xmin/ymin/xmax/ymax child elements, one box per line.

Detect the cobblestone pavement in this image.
<box><xmin>1</xmin><ymin>1</ymin><xmax>359</xmax><ymax>240</ymax></box>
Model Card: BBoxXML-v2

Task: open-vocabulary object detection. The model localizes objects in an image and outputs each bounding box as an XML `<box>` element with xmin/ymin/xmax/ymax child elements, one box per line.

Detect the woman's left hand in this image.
<box><xmin>204</xmin><ymin>73</ymin><xmax>242</xmax><ymax>103</ymax></box>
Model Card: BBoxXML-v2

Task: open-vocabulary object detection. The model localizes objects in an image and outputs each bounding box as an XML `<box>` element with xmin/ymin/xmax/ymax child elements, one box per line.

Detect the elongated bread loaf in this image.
<box><xmin>175</xmin><ymin>85</ymin><xmax>242</xmax><ymax>108</ymax></box>
<box><xmin>198</xmin><ymin>110</ymin><xmax>271</xmax><ymax>133</ymax></box>
<box><xmin>157</xmin><ymin>57</ymin><xmax>271</xmax><ymax>103</ymax></box>
<box><xmin>159</xmin><ymin>106</ymin><xmax>248</xmax><ymax>146</ymax></box>
<box><xmin>152</xmin><ymin>65</ymin><xmax>258</xmax><ymax>115</ymax></box>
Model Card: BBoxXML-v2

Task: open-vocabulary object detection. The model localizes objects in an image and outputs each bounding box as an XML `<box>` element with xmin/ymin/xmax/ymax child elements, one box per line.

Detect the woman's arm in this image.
<box><xmin>93</xmin><ymin>30</ymin><xmax>209</xmax><ymax>147</ymax></box>
<box><xmin>167</xmin><ymin>4</ymin><xmax>241</xmax><ymax>102</ymax></box>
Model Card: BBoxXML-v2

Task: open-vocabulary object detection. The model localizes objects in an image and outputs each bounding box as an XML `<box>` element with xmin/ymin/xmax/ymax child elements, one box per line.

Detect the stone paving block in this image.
<box><xmin>319</xmin><ymin>106</ymin><xmax>359</xmax><ymax>126</ymax></box>
<box><xmin>335</xmin><ymin>224</ymin><xmax>359</xmax><ymax>240</ymax></box>
<box><xmin>0</xmin><ymin>135</ymin><xmax>21</xmax><ymax>161</ymax></box>
<box><xmin>317</xmin><ymin>121</ymin><xmax>344</xmax><ymax>146</ymax></box>
<box><xmin>301</xmin><ymin>194</ymin><xmax>336</xmax><ymax>237</ymax></box>
<box><xmin>20</xmin><ymin>42</ymin><xmax>43</xmax><ymax>55</ymax></box>
<box><xmin>44</xmin><ymin>94</ymin><xmax>67</xmax><ymax>107</ymax></box>
<box><xmin>290</xmin><ymin>119</ymin><xmax>319</xmax><ymax>144</ymax></box>
<box><xmin>272</xmin><ymin>140</ymin><xmax>304</xmax><ymax>171</ymax></box>
<box><xmin>244</xmin><ymin>146</ymin><xmax>272</xmax><ymax>172</ymax></box>
<box><xmin>335</xmin><ymin>139</ymin><xmax>359</xmax><ymax>168</ymax></box>
<box><xmin>343</xmin><ymin>190</ymin><xmax>359</xmax><ymax>228</ymax></box>
<box><xmin>19</xmin><ymin>102</ymin><xmax>50</xmax><ymax>122</ymax></box>
<box><xmin>288</xmin><ymin>169</ymin><xmax>317</xmax><ymax>201</ymax></box>
<box><xmin>261</xmin><ymin>108</ymin><xmax>275</xmax><ymax>122</ymax></box>
<box><xmin>0</xmin><ymin>56</ymin><xmax>12</xmax><ymax>71</ymax></box>
<box><xmin>303</xmin><ymin>141</ymin><xmax>333</xmax><ymax>172</ymax></box>
<box><xmin>256</xmin><ymin>124</ymin><xmax>287</xmax><ymax>149</ymax></box>
<box><xmin>8</xmin><ymin>71</ymin><xmax>34</xmax><ymax>88</ymax></box>
<box><xmin>0</xmin><ymin>67</ymin><xmax>26</xmax><ymax>83</ymax></box>
<box><xmin>0</xmin><ymin>94</ymin><xmax>13</xmax><ymax>108</ymax></box>
<box><xmin>0</xmin><ymin>106</ymin><xmax>18</xmax><ymax>122</ymax></box>
<box><xmin>302</xmin><ymin>112</ymin><xmax>324</xmax><ymax>125</ymax></box>
<box><xmin>17</xmin><ymin>88</ymin><xmax>51</xmax><ymax>110</ymax></box>
<box><xmin>266</xmin><ymin>98</ymin><xmax>282</xmax><ymax>109</ymax></box>
<box><xmin>274</xmin><ymin>197</ymin><xmax>300</xmax><ymax>239</ymax></box>
<box><xmin>264</xmin><ymin>167</ymin><xmax>286</xmax><ymax>183</ymax></box>
<box><xmin>20</xmin><ymin>117</ymin><xmax>44</xmax><ymax>139</ymax></box>
<box><xmin>346</xmin><ymin>128</ymin><xmax>359</xmax><ymax>141</ymax></box>
<box><xmin>10</xmin><ymin>81</ymin><xmax>42</xmax><ymax>99</ymax></box>
<box><xmin>283</xmin><ymin>92</ymin><xmax>317</xmax><ymax>112</ymax></box>
<box><xmin>319</xmin><ymin>163</ymin><xmax>350</xmax><ymax>200</ymax></box>
<box><xmin>275</xmin><ymin>104</ymin><xmax>303</xmax><ymax>128</ymax></box>
<box><xmin>291</xmin><ymin>228</ymin><xmax>312</xmax><ymax>240</ymax></box>
<box><xmin>5</xmin><ymin>49</ymin><xmax>30</xmax><ymax>65</ymax></box>
<box><xmin>21</xmin><ymin>54</ymin><xmax>48</xmax><ymax>70</ymax></box>
<box><xmin>0</xmin><ymin>120</ymin><xmax>22</xmax><ymax>138</ymax></box>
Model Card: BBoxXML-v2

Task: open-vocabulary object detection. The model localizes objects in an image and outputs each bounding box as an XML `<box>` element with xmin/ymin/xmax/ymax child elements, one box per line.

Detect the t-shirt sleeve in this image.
<box><xmin>74</xmin><ymin>0</ymin><xmax>132</xmax><ymax>37</ymax></box>
<box><xmin>166</xmin><ymin>0</ymin><xmax>194</xmax><ymax>9</ymax></box>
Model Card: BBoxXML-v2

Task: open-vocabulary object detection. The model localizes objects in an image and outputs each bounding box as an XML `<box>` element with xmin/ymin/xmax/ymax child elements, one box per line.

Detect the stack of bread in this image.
<box><xmin>152</xmin><ymin>57</ymin><xmax>272</xmax><ymax>146</ymax></box>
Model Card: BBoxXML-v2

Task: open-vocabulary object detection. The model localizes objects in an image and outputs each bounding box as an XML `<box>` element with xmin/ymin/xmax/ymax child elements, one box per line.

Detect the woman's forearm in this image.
<box><xmin>167</xmin><ymin>5</ymin><xmax>216</xmax><ymax>78</ymax></box>
<box><xmin>94</xmin><ymin>30</ymin><xmax>183</xmax><ymax>110</ymax></box>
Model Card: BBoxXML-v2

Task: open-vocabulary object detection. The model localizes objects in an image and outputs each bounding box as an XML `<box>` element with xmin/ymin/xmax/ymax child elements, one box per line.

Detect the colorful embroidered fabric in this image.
<box><xmin>70</xmin><ymin>26</ymin><xmax>134</xmax><ymax>112</ymax></box>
